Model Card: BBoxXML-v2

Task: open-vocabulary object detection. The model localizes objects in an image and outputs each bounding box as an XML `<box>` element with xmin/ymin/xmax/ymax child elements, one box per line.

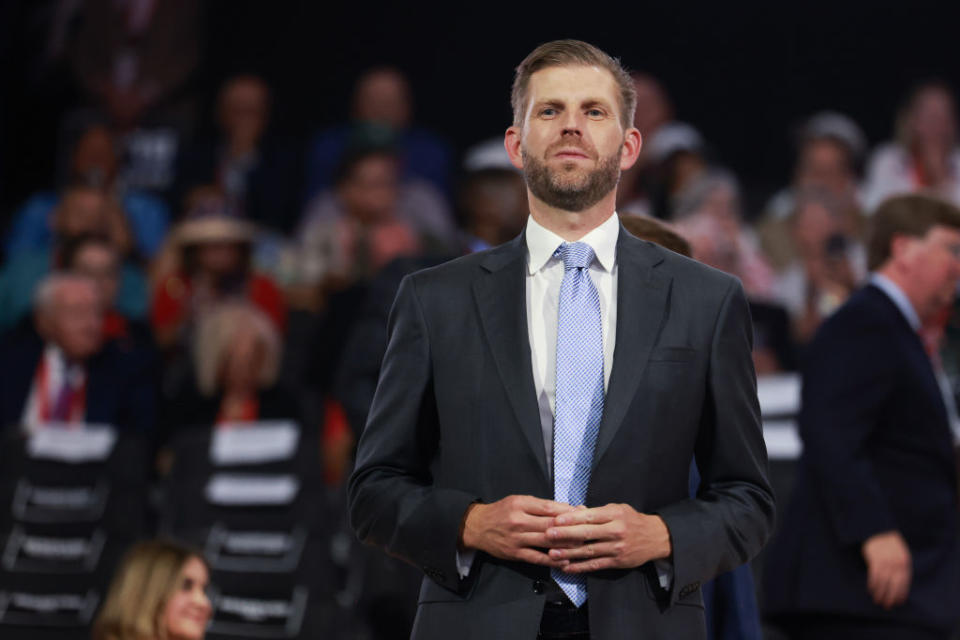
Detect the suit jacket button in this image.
<box><xmin>532</xmin><ymin>580</ymin><xmax>545</xmax><ymax>594</ymax></box>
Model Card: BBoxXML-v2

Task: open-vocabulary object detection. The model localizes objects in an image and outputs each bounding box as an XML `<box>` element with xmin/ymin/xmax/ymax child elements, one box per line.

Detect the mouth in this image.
<box><xmin>553</xmin><ymin>149</ymin><xmax>591</xmax><ymax>160</ymax></box>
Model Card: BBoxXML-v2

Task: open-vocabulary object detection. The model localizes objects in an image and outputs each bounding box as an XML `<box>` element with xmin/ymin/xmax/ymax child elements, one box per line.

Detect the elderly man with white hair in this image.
<box><xmin>0</xmin><ymin>272</ymin><xmax>157</xmax><ymax>433</ymax></box>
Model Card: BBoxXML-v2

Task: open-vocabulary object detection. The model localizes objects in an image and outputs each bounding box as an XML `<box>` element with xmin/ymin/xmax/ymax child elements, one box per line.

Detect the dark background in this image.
<box><xmin>2</xmin><ymin>0</ymin><xmax>959</xmax><ymax>220</ymax></box>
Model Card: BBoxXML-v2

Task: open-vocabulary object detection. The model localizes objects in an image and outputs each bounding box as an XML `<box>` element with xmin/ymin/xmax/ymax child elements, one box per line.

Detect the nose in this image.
<box><xmin>196</xmin><ymin>589</ymin><xmax>213</xmax><ymax>616</ymax></box>
<box><xmin>559</xmin><ymin>110</ymin><xmax>583</xmax><ymax>136</ymax></box>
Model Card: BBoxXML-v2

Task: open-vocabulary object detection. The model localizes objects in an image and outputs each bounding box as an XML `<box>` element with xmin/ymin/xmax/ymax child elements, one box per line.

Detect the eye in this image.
<box><xmin>539</xmin><ymin>107</ymin><xmax>557</xmax><ymax>118</ymax></box>
<box><xmin>586</xmin><ymin>108</ymin><xmax>605</xmax><ymax>118</ymax></box>
<box><xmin>182</xmin><ymin>577</ymin><xmax>195</xmax><ymax>591</ymax></box>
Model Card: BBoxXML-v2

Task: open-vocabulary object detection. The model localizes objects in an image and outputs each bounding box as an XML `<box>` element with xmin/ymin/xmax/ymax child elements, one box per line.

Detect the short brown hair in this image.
<box><xmin>92</xmin><ymin>539</ymin><xmax>205</xmax><ymax>640</ymax></box>
<box><xmin>512</xmin><ymin>40</ymin><xmax>636</xmax><ymax>130</ymax></box>
<box><xmin>868</xmin><ymin>193</ymin><xmax>960</xmax><ymax>270</ymax></box>
<box><xmin>620</xmin><ymin>214</ymin><xmax>692</xmax><ymax>257</ymax></box>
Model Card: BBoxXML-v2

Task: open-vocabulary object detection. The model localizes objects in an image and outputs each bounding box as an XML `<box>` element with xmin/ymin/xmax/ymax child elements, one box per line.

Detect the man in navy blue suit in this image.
<box><xmin>765</xmin><ymin>193</ymin><xmax>960</xmax><ymax>639</ymax></box>
<box><xmin>0</xmin><ymin>272</ymin><xmax>156</xmax><ymax>433</ymax></box>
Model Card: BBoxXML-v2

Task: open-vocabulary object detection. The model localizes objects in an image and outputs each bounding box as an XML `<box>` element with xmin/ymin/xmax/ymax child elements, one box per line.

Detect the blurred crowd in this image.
<box><xmin>4</xmin><ymin>3</ymin><xmax>960</xmax><ymax>639</ymax></box>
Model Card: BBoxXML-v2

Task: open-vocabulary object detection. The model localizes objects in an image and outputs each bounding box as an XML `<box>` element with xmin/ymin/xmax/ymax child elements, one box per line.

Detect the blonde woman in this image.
<box><xmin>92</xmin><ymin>539</ymin><xmax>212</xmax><ymax>640</ymax></box>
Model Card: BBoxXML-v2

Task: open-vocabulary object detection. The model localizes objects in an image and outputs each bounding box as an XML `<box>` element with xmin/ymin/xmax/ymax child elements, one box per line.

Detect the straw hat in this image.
<box><xmin>175</xmin><ymin>215</ymin><xmax>256</xmax><ymax>247</ymax></box>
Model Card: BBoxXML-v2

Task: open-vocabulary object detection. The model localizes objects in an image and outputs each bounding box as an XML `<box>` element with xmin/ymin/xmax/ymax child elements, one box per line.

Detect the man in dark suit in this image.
<box><xmin>764</xmin><ymin>194</ymin><xmax>960</xmax><ymax>639</ymax></box>
<box><xmin>348</xmin><ymin>40</ymin><xmax>774</xmax><ymax>640</ymax></box>
<box><xmin>0</xmin><ymin>272</ymin><xmax>156</xmax><ymax>433</ymax></box>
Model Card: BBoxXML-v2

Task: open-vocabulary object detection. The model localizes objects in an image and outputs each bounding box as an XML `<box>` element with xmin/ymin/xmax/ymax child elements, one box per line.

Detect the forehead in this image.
<box><xmin>57</xmin><ymin>281</ymin><xmax>98</xmax><ymax>305</ymax></box>
<box><xmin>527</xmin><ymin>65</ymin><xmax>620</xmax><ymax>107</ymax></box>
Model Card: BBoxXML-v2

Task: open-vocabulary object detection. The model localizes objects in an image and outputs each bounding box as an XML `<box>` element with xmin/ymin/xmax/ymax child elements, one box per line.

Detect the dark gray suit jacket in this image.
<box><xmin>348</xmin><ymin>227</ymin><xmax>775</xmax><ymax>640</ymax></box>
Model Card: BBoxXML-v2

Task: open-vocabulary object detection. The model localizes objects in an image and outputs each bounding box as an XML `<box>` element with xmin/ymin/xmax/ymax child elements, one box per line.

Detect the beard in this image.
<box><xmin>522</xmin><ymin>142</ymin><xmax>622</xmax><ymax>212</ymax></box>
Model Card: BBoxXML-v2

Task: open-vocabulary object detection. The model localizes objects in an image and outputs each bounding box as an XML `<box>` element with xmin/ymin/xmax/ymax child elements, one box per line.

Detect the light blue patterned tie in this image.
<box><xmin>551</xmin><ymin>241</ymin><xmax>604</xmax><ymax>607</ymax></box>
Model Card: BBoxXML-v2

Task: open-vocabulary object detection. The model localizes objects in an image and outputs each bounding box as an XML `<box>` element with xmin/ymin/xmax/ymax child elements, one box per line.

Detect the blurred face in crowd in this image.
<box><xmin>71</xmin><ymin>125</ymin><xmax>117</xmax><ymax>185</ymax></box>
<box><xmin>699</xmin><ymin>181</ymin><xmax>741</xmax><ymax>232</ymax></box>
<box><xmin>54</xmin><ymin>188</ymin><xmax>107</xmax><ymax>237</ymax></box>
<box><xmin>507</xmin><ymin>65</ymin><xmax>639</xmax><ymax>212</ymax></box>
<box><xmin>195</xmin><ymin>241</ymin><xmax>245</xmax><ymax>278</ymax></box>
<box><xmin>631</xmin><ymin>73</ymin><xmax>671</xmax><ymax>136</ymax></box>
<box><xmin>338</xmin><ymin>153</ymin><xmax>400</xmax><ymax>223</ymax></box>
<box><xmin>791</xmin><ymin>200</ymin><xmax>842</xmax><ymax>257</ymax></box>
<box><xmin>907</xmin><ymin>85</ymin><xmax>957</xmax><ymax>150</ymax></box>
<box><xmin>161</xmin><ymin>556</ymin><xmax>212</xmax><ymax>640</ymax></box>
<box><xmin>796</xmin><ymin>139</ymin><xmax>855</xmax><ymax>198</ymax></box>
<box><xmin>219</xmin><ymin>76</ymin><xmax>270</xmax><ymax>152</ymax></box>
<box><xmin>220</xmin><ymin>322</ymin><xmax>267</xmax><ymax>394</ymax></box>
<box><xmin>37</xmin><ymin>278</ymin><xmax>104</xmax><ymax>361</ymax></box>
<box><xmin>463</xmin><ymin>172</ymin><xmax>528</xmax><ymax>244</ymax></box>
<box><xmin>895</xmin><ymin>225</ymin><xmax>960</xmax><ymax>322</ymax></box>
<box><xmin>353</xmin><ymin>69</ymin><xmax>412</xmax><ymax>130</ymax></box>
<box><xmin>70</xmin><ymin>242</ymin><xmax>121</xmax><ymax>308</ymax></box>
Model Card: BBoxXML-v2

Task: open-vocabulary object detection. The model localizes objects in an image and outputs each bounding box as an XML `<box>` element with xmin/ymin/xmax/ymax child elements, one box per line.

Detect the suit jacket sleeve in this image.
<box><xmin>348</xmin><ymin>275</ymin><xmax>480</xmax><ymax>592</ymax></box>
<box><xmin>655</xmin><ymin>279</ymin><xmax>775</xmax><ymax>604</ymax></box>
<box><xmin>796</xmin><ymin>317</ymin><xmax>898</xmax><ymax>546</ymax></box>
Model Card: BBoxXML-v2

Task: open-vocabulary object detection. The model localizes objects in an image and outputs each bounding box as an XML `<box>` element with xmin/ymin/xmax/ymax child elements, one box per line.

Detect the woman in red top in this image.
<box><xmin>150</xmin><ymin>213</ymin><xmax>286</xmax><ymax>350</ymax></box>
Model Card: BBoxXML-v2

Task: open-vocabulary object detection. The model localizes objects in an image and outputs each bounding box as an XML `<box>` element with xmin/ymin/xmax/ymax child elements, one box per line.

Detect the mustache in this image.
<box><xmin>545</xmin><ymin>138</ymin><xmax>597</xmax><ymax>159</ymax></box>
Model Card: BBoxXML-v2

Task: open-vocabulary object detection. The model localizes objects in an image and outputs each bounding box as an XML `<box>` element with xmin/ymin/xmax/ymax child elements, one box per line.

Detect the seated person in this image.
<box><xmin>296</xmin><ymin>143</ymin><xmax>424</xmax><ymax>309</ymax></box>
<box><xmin>59</xmin><ymin>233</ymin><xmax>155</xmax><ymax>352</ymax></box>
<box><xmin>5</xmin><ymin>122</ymin><xmax>170</xmax><ymax>259</ymax></box>
<box><xmin>173</xmin><ymin>74</ymin><xmax>302</xmax><ymax>234</ymax></box>
<box><xmin>164</xmin><ymin>302</ymin><xmax>294</xmax><ymax>431</ymax></box>
<box><xmin>0</xmin><ymin>181</ymin><xmax>148</xmax><ymax>330</ymax></box>
<box><xmin>150</xmin><ymin>208</ymin><xmax>287</xmax><ymax>351</ymax></box>
<box><xmin>93</xmin><ymin>539</ymin><xmax>211</xmax><ymax>640</ymax></box>
<box><xmin>772</xmin><ymin>188</ymin><xmax>866</xmax><ymax>345</ymax></box>
<box><xmin>304</xmin><ymin>67</ymin><xmax>452</xmax><ymax>200</ymax></box>
<box><xmin>0</xmin><ymin>272</ymin><xmax>157</xmax><ymax>433</ymax></box>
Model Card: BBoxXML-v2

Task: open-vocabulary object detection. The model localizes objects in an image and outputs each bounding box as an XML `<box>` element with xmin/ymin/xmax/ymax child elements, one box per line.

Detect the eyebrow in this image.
<box><xmin>533</xmin><ymin>98</ymin><xmax>613</xmax><ymax>110</ymax></box>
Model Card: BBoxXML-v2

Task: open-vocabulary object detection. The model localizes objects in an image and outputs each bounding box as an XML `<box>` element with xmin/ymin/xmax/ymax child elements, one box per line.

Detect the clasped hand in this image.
<box><xmin>460</xmin><ymin>495</ymin><xmax>672</xmax><ymax>573</ymax></box>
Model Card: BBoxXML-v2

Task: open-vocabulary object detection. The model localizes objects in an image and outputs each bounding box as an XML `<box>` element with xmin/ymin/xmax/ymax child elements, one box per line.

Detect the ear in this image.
<box><xmin>504</xmin><ymin>126</ymin><xmax>524</xmax><ymax>170</ymax></box>
<box><xmin>620</xmin><ymin>127</ymin><xmax>642</xmax><ymax>171</ymax></box>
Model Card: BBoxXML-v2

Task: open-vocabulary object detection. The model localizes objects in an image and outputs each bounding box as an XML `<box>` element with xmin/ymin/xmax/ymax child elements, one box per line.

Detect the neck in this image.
<box><xmin>527</xmin><ymin>190</ymin><xmax>617</xmax><ymax>241</ymax></box>
<box><xmin>876</xmin><ymin>264</ymin><xmax>925</xmax><ymax>320</ymax></box>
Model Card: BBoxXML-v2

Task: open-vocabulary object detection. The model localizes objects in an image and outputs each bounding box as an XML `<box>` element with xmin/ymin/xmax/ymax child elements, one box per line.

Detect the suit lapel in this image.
<box><xmin>593</xmin><ymin>232</ymin><xmax>672</xmax><ymax>469</ymax></box>
<box><xmin>473</xmin><ymin>236</ymin><xmax>551</xmax><ymax>483</ymax></box>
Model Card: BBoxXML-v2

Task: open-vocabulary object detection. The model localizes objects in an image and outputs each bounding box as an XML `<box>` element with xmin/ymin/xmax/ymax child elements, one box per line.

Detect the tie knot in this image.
<box><xmin>556</xmin><ymin>242</ymin><xmax>595</xmax><ymax>270</ymax></box>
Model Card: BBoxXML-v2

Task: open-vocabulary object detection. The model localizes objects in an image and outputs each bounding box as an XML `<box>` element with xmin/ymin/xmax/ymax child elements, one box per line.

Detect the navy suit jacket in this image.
<box><xmin>764</xmin><ymin>284</ymin><xmax>960</xmax><ymax>632</ymax></box>
<box><xmin>349</xmin><ymin>228</ymin><xmax>774</xmax><ymax>640</ymax></box>
<box><xmin>0</xmin><ymin>325</ymin><xmax>157</xmax><ymax>434</ymax></box>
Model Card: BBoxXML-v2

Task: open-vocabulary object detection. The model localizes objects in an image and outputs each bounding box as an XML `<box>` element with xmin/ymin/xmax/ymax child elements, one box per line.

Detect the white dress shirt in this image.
<box><xmin>21</xmin><ymin>344</ymin><xmax>86</xmax><ymax>433</ymax></box>
<box><xmin>458</xmin><ymin>212</ymin><xmax>672</xmax><ymax>589</ymax></box>
<box><xmin>525</xmin><ymin>212</ymin><xmax>619</xmax><ymax>469</ymax></box>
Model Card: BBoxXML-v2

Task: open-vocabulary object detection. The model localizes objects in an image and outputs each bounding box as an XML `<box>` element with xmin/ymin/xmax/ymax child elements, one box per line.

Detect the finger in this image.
<box><xmin>510</xmin><ymin>513</ymin><xmax>564</xmax><ymax>533</ymax></box>
<box><xmin>553</xmin><ymin>505</ymin><xmax>618</xmax><ymax>526</ymax></box>
<box><xmin>887</xmin><ymin>568</ymin><xmax>910</xmax><ymax>608</ymax></box>
<box><xmin>514</xmin><ymin>547</ymin><xmax>569</xmax><ymax>568</ymax></box>
<box><xmin>520</xmin><ymin>497</ymin><xmax>579</xmax><ymax>517</ymax></box>
<box><xmin>515</xmin><ymin>531</ymin><xmax>598</xmax><ymax>549</ymax></box>
<box><xmin>548</xmin><ymin>541</ymin><xmax>620</xmax><ymax>560</ymax></box>
<box><xmin>866</xmin><ymin>565</ymin><xmax>882</xmax><ymax>603</ymax></box>
<box><xmin>562</xmin><ymin>556</ymin><xmax>617</xmax><ymax>573</ymax></box>
<box><xmin>547</xmin><ymin>522</ymin><xmax>617</xmax><ymax>543</ymax></box>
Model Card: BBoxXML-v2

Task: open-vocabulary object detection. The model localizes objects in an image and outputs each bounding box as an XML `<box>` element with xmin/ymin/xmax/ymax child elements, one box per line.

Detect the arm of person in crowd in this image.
<box><xmin>799</xmin><ymin>320</ymin><xmax>909</xmax><ymax>608</ymax></box>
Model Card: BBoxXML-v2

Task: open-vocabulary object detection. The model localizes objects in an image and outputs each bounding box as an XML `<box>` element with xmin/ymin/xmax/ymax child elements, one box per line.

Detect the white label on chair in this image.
<box><xmin>205</xmin><ymin>474</ymin><xmax>299</xmax><ymax>506</ymax></box>
<box><xmin>210</xmin><ymin>421</ymin><xmax>300</xmax><ymax>466</ymax></box>
<box><xmin>26</xmin><ymin>425</ymin><xmax>117</xmax><ymax>463</ymax></box>
<box><xmin>756</xmin><ymin>373</ymin><xmax>801</xmax><ymax>417</ymax></box>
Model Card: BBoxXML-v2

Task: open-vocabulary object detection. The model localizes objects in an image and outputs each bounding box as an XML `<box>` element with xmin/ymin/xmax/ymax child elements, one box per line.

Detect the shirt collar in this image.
<box><xmin>525</xmin><ymin>212</ymin><xmax>620</xmax><ymax>275</ymax></box>
<box><xmin>869</xmin><ymin>272</ymin><xmax>921</xmax><ymax>331</ymax></box>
